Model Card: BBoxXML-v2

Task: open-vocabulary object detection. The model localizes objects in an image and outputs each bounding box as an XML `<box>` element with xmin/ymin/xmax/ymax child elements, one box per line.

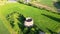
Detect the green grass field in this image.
<box><xmin>0</xmin><ymin>19</ymin><xmax>10</xmax><ymax>34</ymax></box>
<box><xmin>0</xmin><ymin>2</ymin><xmax>60</xmax><ymax>34</ymax></box>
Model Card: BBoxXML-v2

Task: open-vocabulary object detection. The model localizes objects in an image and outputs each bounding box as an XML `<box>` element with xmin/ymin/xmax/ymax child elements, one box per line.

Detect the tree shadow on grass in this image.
<box><xmin>6</xmin><ymin>12</ymin><xmax>45</xmax><ymax>34</ymax></box>
<box><xmin>46</xmin><ymin>28</ymin><xmax>58</xmax><ymax>34</ymax></box>
<box><xmin>6</xmin><ymin>12</ymin><xmax>16</xmax><ymax>28</ymax></box>
<box><xmin>17</xmin><ymin>14</ymin><xmax>26</xmax><ymax>31</ymax></box>
<box><xmin>18</xmin><ymin>24</ymin><xmax>45</xmax><ymax>34</ymax></box>
<box><xmin>17</xmin><ymin>14</ymin><xmax>45</xmax><ymax>34</ymax></box>
<box><xmin>42</xmin><ymin>14</ymin><xmax>60</xmax><ymax>22</ymax></box>
<box><xmin>6</xmin><ymin>11</ymin><xmax>20</xmax><ymax>28</ymax></box>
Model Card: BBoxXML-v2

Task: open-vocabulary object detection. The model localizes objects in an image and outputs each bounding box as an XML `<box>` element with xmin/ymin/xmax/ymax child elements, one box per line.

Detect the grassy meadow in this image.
<box><xmin>0</xmin><ymin>1</ymin><xmax>60</xmax><ymax>34</ymax></box>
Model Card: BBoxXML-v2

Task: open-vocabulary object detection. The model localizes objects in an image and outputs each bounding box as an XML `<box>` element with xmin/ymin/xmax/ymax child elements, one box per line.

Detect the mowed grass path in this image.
<box><xmin>0</xmin><ymin>2</ymin><xmax>60</xmax><ymax>34</ymax></box>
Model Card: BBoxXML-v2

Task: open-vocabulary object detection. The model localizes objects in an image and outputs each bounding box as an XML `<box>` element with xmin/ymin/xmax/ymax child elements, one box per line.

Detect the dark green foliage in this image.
<box><xmin>6</xmin><ymin>12</ymin><xmax>45</xmax><ymax>34</ymax></box>
<box><xmin>6</xmin><ymin>12</ymin><xmax>21</xmax><ymax>34</ymax></box>
<box><xmin>58</xmin><ymin>0</ymin><xmax>60</xmax><ymax>3</ymax></box>
<box><xmin>54</xmin><ymin>0</ymin><xmax>60</xmax><ymax>9</ymax></box>
<box><xmin>42</xmin><ymin>14</ymin><xmax>60</xmax><ymax>22</ymax></box>
<box><xmin>17</xmin><ymin>14</ymin><xmax>26</xmax><ymax>32</ymax></box>
<box><xmin>17</xmin><ymin>14</ymin><xmax>26</xmax><ymax>23</ymax></box>
<box><xmin>47</xmin><ymin>28</ymin><xmax>58</xmax><ymax>34</ymax></box>
<box><xmin>1</xmin><ymin>2</ymin><xmax>60</xmax><ymax>34</ymax></box>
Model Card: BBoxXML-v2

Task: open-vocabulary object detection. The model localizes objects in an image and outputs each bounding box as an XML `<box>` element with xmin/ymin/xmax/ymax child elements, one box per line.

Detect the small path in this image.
<box><xmin>31</xmin><ymin>1</ymin><xmax>56</xmax><ymax>12</ymax></box>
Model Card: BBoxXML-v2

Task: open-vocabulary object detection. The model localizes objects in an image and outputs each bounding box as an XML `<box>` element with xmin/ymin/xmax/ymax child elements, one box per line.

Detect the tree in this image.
<box><xmin>58</xmin><ymin>0</ymin><xmax>60</xmax><ymax>3</ymax></box>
